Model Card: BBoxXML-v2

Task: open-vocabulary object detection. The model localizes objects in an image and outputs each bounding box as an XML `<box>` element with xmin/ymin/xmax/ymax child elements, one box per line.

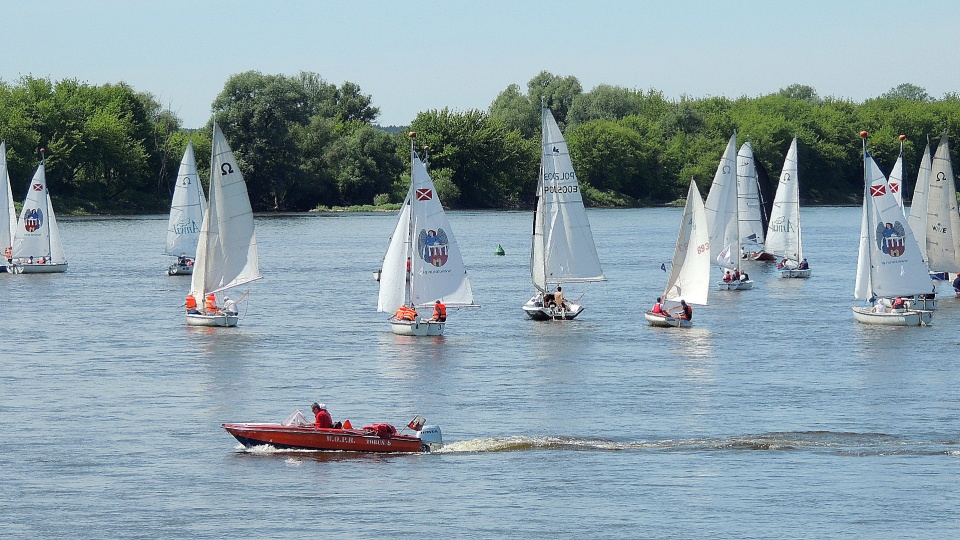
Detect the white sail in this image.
<box><xmin>736</xmin><ymin>142</ymin><xmax>766</xmax><ymax>253</ymax></box>
<box><xmin>662</xmin><ymin>179</ymin><xmax>711</xmax><ymax>306</ymax></box>
<box><xmin>530</xmin><ymin>107</ymin><xmax>605</xmax><ymax>291</ymax></box>
<box><xmin>922</xmin><ymin>133</ymin><xmax>960</xmax><ymax>273</ymax></box>
<box><xmin>166</xmin><ymin>141</ymin><xmax>207</xmax><ymax>258</ymax></box>
<box><xmin>379</xmin><ymin>144</ymin><xmax>475</xmax><ymax>311</ymax></box>
<box><xmin>377</xmin><ymin>192</ymin><xmax>411</xmax><ymax>312</ymax></box>
<box><xmin>0</xmin><ymin>142</ymin><xmax>16</xmax><ymax>252</ymax></box>
<box><xmin>13</xmin><ymin>159</ymin><xmax>67</xmax><ymax>265</ymax></box>
<box><xmin>906</xmin><ymin>141</ymin><xmax>932</xmax><ymax>263</ymax></box>
<box><xmin>190</xmin><ymin>124</ymin><xmax>261</xmax><ymax>299</ymax></box>
<box><xmin>855</xmin><ymin>149</ymin><xmax>932</xmax><ymax>299</ymax></box>
<box><xmin>704</xmin><ymin>133</ymin><xmax>739</xmax><ymax>269</ymax></box>
<box><xmin>887</xmin><ymin>148</ymin><xmax>906</xmax><ymax>212</ymax></box>
<box><xmin>764</xmin><ymin>138</ymin><xmax>802</xmax><ymax>263</ymax></box>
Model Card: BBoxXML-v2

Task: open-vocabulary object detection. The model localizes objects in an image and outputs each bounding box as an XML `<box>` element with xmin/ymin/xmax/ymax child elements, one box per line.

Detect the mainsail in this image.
<box><xmin>661</xmin><ymin>179</ymin><xmax>710</xmax><ymax>306</ymax></box>
<box><xmin>736</xmin><ymin>142</ymin><xmax>766</xmax><ymax>253</ymax></box>
<box><xmin>0</xmin><ymin>142</ymin><xmax>16</xmax><ymax>253</ymax></box>
<box><xmin>855</xmin><ymin>147</ymin><xmax>931</xmax><ymax>299</ymax></box>
<box><xmin>190</xmin><ymin>124</ymin><xmax>261</xmax><ymax>299</ymax></box>
<box><xmin>906</xmin><ymin>141</ymin><xmax>932</xmax><ymax>263</ymax></box>
<box><xmin>12</xmin><ymin>155</ymin><xmax>67</xmax><ymax>265</ymax></box>
<box><xmin>704</xmin><ymin>133</ymin><xmax>739</xmax><ymax>269</ymax></box>
<box><xmin>166</xmin><ymin>141</ymin><xmax>207</xmax><ymax>258</ymax></box>
<box><xmin>530</xmin><ymin>107</ymin><xmax>605</xmax><ymax>291</ymax></box>
<box><xmin>921</xmin><ymin>133</ymin><xmax>960</xmax><ymax>273</ymax></box>
<box><xmin>764</xmin><ymin>138</ymin><xmax>802</xmax><ymax>263</ymax></box>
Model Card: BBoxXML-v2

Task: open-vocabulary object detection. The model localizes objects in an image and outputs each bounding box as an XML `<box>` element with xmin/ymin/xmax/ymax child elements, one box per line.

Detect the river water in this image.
<box><xmin>1</xmin><ymin>207</ymin><xmax>958</xmax><ymax>539</ymax></box>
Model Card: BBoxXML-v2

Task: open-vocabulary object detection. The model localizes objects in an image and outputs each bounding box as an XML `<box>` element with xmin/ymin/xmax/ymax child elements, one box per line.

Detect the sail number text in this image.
<box><xmin>543</xmin><ymin>172</ymin><xmax>577</xmax><ymax>183</ymax></box>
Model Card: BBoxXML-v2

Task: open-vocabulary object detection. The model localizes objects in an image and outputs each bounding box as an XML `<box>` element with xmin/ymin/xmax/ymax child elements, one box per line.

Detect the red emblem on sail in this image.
<box><xmin>416</xmin><ymin>188</ymin><xmax>433</xmax><ymax>201</ymax></box>
<box><xmin>870</xmin><ymin>184</ymin><xmax>886</xmax><ymax>197</ymax></box>
<box><xmin>889</xmin><ymin>182</ymin><xmax>900</xmax><ymax>193</ymax></box>
<box><xmin>33</xmin><ymin>183</ymin><xmax>43</xmax><ymax>191</ymax></box>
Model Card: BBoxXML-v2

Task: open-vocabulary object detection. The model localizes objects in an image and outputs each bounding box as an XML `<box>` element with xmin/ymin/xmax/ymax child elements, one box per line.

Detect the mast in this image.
<box><xmin>406</xmin><ymin>131</ymin><xmax>417</xmax><ymax>306</ymax></box>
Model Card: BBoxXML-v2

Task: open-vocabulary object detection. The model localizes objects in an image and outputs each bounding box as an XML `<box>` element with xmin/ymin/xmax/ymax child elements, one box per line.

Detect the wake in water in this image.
<box><xmin>438</xmin><ymin>431</ymin><xmax>960</xmax><ymax>457</ymax></box>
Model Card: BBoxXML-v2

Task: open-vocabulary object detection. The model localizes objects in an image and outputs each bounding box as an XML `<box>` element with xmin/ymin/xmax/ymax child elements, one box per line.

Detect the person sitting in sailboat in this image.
<box><xmin>222</xmin><ymin>296</ymin><xmax>237</xmax><ymax>315</ymax></box>
<box><xmin>723</xmin><ymin>271</ymin><xmax>733</xmax><ymax>283</ymax></box>
<box><xmin>651</xmin><ymin>297</ymin><xmax>667</xmax><ymax>315</ymax></box>
<box><xmin>891</xmin><ymin>297</ymin><xmax>905</xmax><ymax>311</ymax></box>
<box><xmin>429</xmin><ymin>300</ymin><xmax>446</xmax><ymax>322</ymax></box>
<box><xmin>953</xmin><ymin>275</ymin><xmax>960</xmax><ymax>297</ymax></box>
<box><xmin>798</xmin><ymin>258</ymin><xmax>809</xmax><ymax>270</ymax></box>
<box><xmin>204</xmin><ymin>293</ymin><xmax>218</xmax><ymax>314</ymax></box>
<box><xmin>393</xmin><ymin>304</ymin><xmax>417</xmax><ymax>321</ymax></box>
<box><xmin>666</xmin><ymin>299</ymin><xmax>692</xmax><ymax>321</ymax></box>
<box><xmin>548</xmin><ymin>286</ymin><xmax>567</xmax><ymax>310</ymax></box>
<box><xmin>184</xmin><ymin>293</ymin><xmax>200</xmax><ymax>314</ymax></box>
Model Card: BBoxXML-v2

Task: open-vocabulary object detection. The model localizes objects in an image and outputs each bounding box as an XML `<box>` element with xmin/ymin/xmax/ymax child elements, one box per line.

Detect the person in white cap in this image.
<box><xmin>311</xmin><ymin>402</ymin><xmax>333</xmax><ymax>428</ymax></box>
<box><xmin>222</xmin><ymin>296</ymin><xmax>237</xmax><ymax>315</ymax></box>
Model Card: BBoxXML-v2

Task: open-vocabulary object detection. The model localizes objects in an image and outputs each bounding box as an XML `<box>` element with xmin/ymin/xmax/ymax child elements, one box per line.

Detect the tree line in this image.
<box><xmin>0</xmin><ymin>72</ymin><xmax>958</xmax><ymax>214</ymax></box>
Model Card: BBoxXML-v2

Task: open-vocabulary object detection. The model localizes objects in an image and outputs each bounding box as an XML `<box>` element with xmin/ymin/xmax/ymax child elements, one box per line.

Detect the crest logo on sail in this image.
<box><xmin>876</xmin><ymin>221</ymin><xmax>906</xmax><ymax>257</ymax></box>
<box><xmin>418</xmin><ymin>228</ymin><xmax>449</xmax><ymax>267</ymax></box>
<box><xmin>24</xmin><ymin>208</ymin><xmax>43</xmax><ymax>232</ymax></box>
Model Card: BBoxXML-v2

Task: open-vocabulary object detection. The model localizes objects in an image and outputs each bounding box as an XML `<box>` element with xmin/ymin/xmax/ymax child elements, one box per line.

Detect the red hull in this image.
<box><xmin>222</xmin><ymin>423</ymin><xmax>426</xmax><ymax>453</ymax></box>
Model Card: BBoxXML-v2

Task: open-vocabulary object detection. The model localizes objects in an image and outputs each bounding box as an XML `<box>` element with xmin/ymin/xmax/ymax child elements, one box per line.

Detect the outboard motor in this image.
<box><xmin>417</xmin><ymin>425</ymin><xmax>443</xmax><ymax>452</ymax></box>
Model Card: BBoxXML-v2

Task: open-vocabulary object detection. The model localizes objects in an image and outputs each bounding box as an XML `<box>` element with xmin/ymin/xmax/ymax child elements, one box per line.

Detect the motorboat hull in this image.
<box><xmin>390</xmin><ymin>319</ymin><xmax>444</xmax><ymax>336</ymax></box>
<box><xmin>222</xmin><ymin>423</ymin><xmax>434</xmax><ymax>453</ymax></box>
<box><xmin>717</xmin><ymin>279</ymin><xmax>753</xmax><ymax>290</ymax></box>
<box><xmin>852</xmin><ymin>306</ymin><xmax>932</xmax><ymax>326</ymax></box>
<box><xmin>17</xmin><ymin>262</ymin><xmax>67</xmax><ymax>274</ymax></box>
<box><xmin>779</xmin><ymin>268</ymin><xmax>812</xmax><ymax>278</ymax></box>
<box><xmin>167</xmin><ymin>263</ymin><xmax>194</xmax><ymax>276</ymax></box>
<box><xmin>643</xmin><ymin>311</ymin><xmax>691</xmax><ymax>328</ymax></box>
<box><xmin>186</xmin><ymin>313</ymin><xmax>239</xmax><ymax>327</ymax></box>
<box><xmin>522</xmin><ymin>297</ymin><xmax>584</xmax><ymax>320</ymax></box>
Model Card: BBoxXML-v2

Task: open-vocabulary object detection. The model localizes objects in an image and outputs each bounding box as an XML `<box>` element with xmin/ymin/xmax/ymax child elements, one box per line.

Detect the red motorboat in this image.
<box><xmin>223</xmin><ymin>411</ymin><xmax>443</xmax><ymax>453</ymax></box>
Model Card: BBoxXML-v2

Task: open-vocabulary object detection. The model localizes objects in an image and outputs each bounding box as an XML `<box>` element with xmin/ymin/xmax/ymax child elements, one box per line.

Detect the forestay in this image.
<box><xmin>530</xmin><ymin>107</ymin><xmax>604</xmax><ymax>291</ymax></box>
<box><xmin>190</xmin><ymin>124</ymin><xmax>261</xmax><ymax>298</ymax></box>
<box><xmin>166</xmin><ymin>141</ymin><xmax>207</xmax><ymax>258</ymax></box>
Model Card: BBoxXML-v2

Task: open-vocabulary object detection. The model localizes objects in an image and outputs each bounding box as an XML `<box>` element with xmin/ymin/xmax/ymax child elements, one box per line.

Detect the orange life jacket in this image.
<box><xmin>205</xmin><ymin>294</ymin><xmax>217</xmax><ymax>312</ymax></box>
<box><xmin>185</xmin><ymin>295</ymin><xmax>198</xmax><ymax>310</ymax></box>
<box><xmin>433</xmin><ymin>303</ymin><xmax>446</xmax><ymax>320</ymax></box>
<box><xmin>395</xmin><ymin>305</ymin><xmax>417</xmax><ymax>321</ymax></box>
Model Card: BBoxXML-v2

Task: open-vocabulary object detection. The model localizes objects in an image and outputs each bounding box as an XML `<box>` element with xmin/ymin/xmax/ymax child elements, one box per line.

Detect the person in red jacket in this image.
<box><xmin>312</xmin><ymin>402</ymin><xmax>333</xmax><ymax>429</ymax></box>
<box><xmin>431</xmin><ymin>300</ymin><xmax>447</xmax><ymax>322</ymax></box>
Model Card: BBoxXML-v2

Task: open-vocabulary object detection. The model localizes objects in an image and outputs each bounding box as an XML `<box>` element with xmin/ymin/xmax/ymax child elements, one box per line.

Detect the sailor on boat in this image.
<box><xmin>430</xmin><ymin>300</ymin><xmax>446</xmax><ymax>322</ymax></box>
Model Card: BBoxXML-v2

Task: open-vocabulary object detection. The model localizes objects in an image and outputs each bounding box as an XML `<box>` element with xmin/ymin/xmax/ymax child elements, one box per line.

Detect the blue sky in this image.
<box><xmin>3</xmin><ymin>1</ymin><xmax>959</xmax><ymax>128</ymax></box>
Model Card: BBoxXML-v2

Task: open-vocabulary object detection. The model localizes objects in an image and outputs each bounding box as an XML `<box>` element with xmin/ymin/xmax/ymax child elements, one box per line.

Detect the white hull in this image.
<box><xmin>390</xmin><ymin>319</ymin><xmax>444</xmax><ymax>336</ymax></box>
<box><xmin>895</xmin><ymin>296</ymin><xmax>936</xmax><ymax>311</ymax></box>
<box><xmin>779</xmin><ymin>268</ymin><xmax>811</xmax><ymax>278</ymax></box>
<box><xmin>168</xmin><ymin>263</ymin><xmax>194</xmax><ymax>276</ymax></box>
<box><xmin>717</xmin><ymin>279</ymin><xmax>753</xmax><ymax>290</ymax></box>
<box><xmin>17</xmin><ymin>262</ymin><xmax>67</xmax><ymax>274</ymax></box>
<box><xmin>643</xmin><ymin>311</ymin><xmax>691</xmax><ymax>328</ymax></box>
<box><xmin>522</xmin><ymin>296</ymin><xmax>584</xmax><ymax>320</ymax></box>
<box><xmin>851</xmin><ymin>306</ymin><xmax>932</xmax><ymax>326</ymax></box>
<box><xmin>2</xmin><ymin>263</ymin><xmax>23</xmax><ymax>274</ymax></box>
<box><xmin>186</xmin><ymin>313</ymin><xmax>239</xmax><ymax>327</ymax></box>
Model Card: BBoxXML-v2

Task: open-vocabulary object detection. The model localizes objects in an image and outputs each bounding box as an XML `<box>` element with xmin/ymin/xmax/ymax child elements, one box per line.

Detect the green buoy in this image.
<box><xmin>494</xmin><ymin>244</ymin><xmax>505</xmax><ymax>256</ymax></box>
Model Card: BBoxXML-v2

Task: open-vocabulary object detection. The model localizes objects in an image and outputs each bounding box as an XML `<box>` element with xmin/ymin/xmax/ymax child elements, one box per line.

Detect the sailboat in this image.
<box><xmin>737</xmin><ymin>141</ymin><xmax>774</xmax><ymax>260</ymax></box>
<box><xmin>186</xmin><ymin>124</ymin><xmax>262</xmax><ymax>327</ymax></box>
<box><xmin>522</xmin><ymin>106</ymin><xmax>606</xmax><ymax>320</ymax></box>
<box><xmin>165</xmin><ymin>141</ymin><xmax>207</xmax><ymax>276</ymax></box>
<box><xmin>765</xmin><ymin>138</ymin><xmax>810</xmax><ymax>278</ymax></box>
<box><xmin>377</xmin><ymin>132</ymin><xmax>477</xmax><ymax>336</ymax></box>
<box><xmin>852</xmin><ymin>131</ymin><xmax>933</xmax><ymax>326</ymax></box>
<box><xmin>0</xmin><ymin>142</ymin><xmax>19</xmax><ymax>274</ymax></box>
<box><xmin>916</xmin><ymin>133</ymin><xmax>960</xmax><ymax>286</ymax></box>
<box><xmin>12</xmin><ymin>149</ymin><xmax>67</xmax><ymax>273</ymax></box>
<box><xmin>644</xmin><ymin>178</ymin><xmax>710</xmax><ymax>328</ymax></box>
<box><xmin>705</xmin><ymin>133</ymin><xmax>753</xmax><ymax>290</ymax></box>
